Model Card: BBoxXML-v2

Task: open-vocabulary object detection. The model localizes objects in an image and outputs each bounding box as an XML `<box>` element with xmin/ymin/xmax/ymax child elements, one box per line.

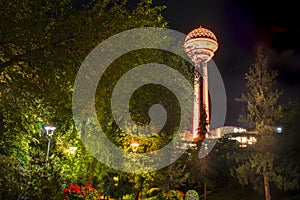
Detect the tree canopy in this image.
<box><xmin>0</xmin><ymin>0</ymin><xmax>177</xmax><ymax>198</ymax></box>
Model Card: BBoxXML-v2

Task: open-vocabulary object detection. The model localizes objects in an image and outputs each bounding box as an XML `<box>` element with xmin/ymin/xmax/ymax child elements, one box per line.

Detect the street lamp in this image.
<box><xmin>131</xmin><ymin>142</ymin><xmax>139</xmax><ymax>173</ymax></box>
<box><xmin>131</xmin><ymin>141</ymin><xmax>139</xmax><ymax>199</ymax></box>
<box><xmin>131</xmin><ymin>142</ymin><xmax>139</xmax><ymax>171</ymax></box>
<box><xmin>44</xmin><ymin>125</ymin><xmax>56</xmax><ymax>161</ymax></box>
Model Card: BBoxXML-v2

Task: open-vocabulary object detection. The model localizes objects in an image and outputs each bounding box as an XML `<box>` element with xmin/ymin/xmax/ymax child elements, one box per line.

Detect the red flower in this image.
<box><xmin>87</xmin><ymin>184</ymin><xmax>94</xmax><ymax>191</ymax></box>
<box><xmin>180</xmin><ymin>192</ymin><xmax>185</xmax><ymax>197</ymax></box>
<box><xmin>64</xmin><ymin>183</ymin><xmax>100</xmax><ymax>199</ymax></box>
<box><xmin>167</xmin><ymin>191</ymin><xmax>170</xmax><ymax>194</ymax></box>
<box><xmin>68</xmin><ymin>183</ymin><xmax>81</xmax><ymax>193</ymax></box>
<box><xmin>64</xmin><ymin>188</ymin><xmax>70</xmax><ymax>194</ymax></box>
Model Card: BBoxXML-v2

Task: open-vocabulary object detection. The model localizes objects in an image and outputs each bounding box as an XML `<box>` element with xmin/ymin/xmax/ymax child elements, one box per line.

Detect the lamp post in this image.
<box><xmin>44</xmin><ymin>125</ymin><xmax>56</xmax><ymax>161</ymax></box>
<box><xmin>131</xmin><ymin>142</ymin><xmax>139</xmax><ymax>200</ymax></box>
<box><xmin>131</xmin><ymin>142</ymin><xmax>139</xmax><ymax>172</ymax></box>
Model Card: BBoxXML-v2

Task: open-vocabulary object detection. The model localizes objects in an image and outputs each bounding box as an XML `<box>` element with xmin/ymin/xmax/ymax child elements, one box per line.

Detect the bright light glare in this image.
<box><xmin>131</xmin><ymin>142</ymin><xmax>139</xmax><ymax>152</ymax></box>
<box><xmin>276</xmin><ymin>127</ymin><xmax>282</xmax><ymax>133</ymax></box>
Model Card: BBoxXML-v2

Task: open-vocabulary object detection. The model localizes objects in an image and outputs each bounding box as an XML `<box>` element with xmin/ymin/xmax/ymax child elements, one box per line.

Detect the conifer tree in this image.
<box><xmin>237</xmin><ymin>46</ymin><xmax>282</xmax><ymax>134</ymax></box>
<box><xmin>235</xmin><ymin>46</ymin><xmax>283</xmax><ymax>200</ymax></box>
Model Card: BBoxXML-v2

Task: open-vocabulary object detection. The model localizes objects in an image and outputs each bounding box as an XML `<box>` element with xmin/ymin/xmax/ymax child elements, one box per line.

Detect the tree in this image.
<box><xmin>156</xmin><ymin>155</ymin><xmax>190</xmax><ymax>192</ymax></box>
<box><xmin>234</xmin><ymin>46</ymin><xmax>283</xmax><ymax>200</ymax></box>
<box><xmin>276</xmin><ymin>99</ymin><xmax>300</xmax><ymax>191</ymax></box>
<box><xmin>0</xmin><ymin>0</ymin><xmax>168</xmax><ymax>157</ymax></box>
<box><xmin>279</xmin><ymin>99</ymin><xmax>300</xmax><ymax>161</ymax></box>
<box><xmin>0</xmin><ymin>0</ymin><xmax>169</xmax><ymax>198</ymax></box>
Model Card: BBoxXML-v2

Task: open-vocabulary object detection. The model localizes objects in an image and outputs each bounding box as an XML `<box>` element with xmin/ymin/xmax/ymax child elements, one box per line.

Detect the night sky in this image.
<box><xmin>160</xmin><ymin>0</ymin><xmax>300</xmax><ymax>126</ymax></box>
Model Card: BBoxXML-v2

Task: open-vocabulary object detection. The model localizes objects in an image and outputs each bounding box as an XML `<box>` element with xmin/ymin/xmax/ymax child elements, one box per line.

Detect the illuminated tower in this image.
<box><xmin>184</xmin><ymin>26</ymin><xmax>218</xmax><ymax>141</ymax></box>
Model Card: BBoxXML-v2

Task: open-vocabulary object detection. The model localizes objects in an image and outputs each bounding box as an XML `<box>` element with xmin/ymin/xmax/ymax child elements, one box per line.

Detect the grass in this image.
<box><xmin>206</xmin><ymin>189</ymin><xmax>264</xmax><ymax>200</ymax></box>
<box><xmin>206</xmin><ymin>188</ymin><xmax>300</xmax><ymax>200</ymax></box>
<box><xmin>123</xmin><ymin>187</ymin><xmax>300</xmax><ymax>200</ymax></box>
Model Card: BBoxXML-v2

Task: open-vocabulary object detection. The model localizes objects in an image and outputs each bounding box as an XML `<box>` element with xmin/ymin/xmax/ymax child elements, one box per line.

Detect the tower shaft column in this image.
<box><xmin>202</xmin><ymin>62</ymin><xmax>210</xmax><ymax>133</ymax></box>
<box><xmin>192</xmin><ymin>62</ymin><xmax>210</xmax><ymax>141</ymax></box>
<box><xmin>193</xmin><ymin>68</ymin><xmax>201</xmax><ymax>140</ymax></box>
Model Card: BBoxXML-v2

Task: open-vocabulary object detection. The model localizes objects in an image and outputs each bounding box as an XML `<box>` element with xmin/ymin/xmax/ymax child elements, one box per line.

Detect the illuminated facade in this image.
<box><xmin>209</xmin><ymin>126</ymin><xmax>258</xmax><ymax>147</ymax></box>
<box><xmin>184</xmin><ymin>26</ymin><xmax>218</xmax><ymax>141</ymax></box>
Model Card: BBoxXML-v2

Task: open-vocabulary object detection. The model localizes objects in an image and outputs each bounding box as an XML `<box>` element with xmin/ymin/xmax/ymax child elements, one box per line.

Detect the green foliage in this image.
<box><xmin>24</xmin><ymin>155</ymin><xmax>66</xmax><ymax>199</ymax></box>
<box><xmin>276</xmin><ymin>159</ymin><xmax>300</xmax><ymax>191</ymax></box>
<box><xmin>0</xmin><ymin>0</ymin><xmax>169</xmax><ymax>157</ymax></box>
<box><xmin>100</xmin><ymin>171</ymin><xmax>135</xmax><ymax>199</ymax></box>
<box><xmin>233</xmin><ymin>152</ymin><xmax>279</xmax><ymax>193</ymax></box>
<box><xmin>186</xmin><ymin>139</ymin><xmax>238</xmax><ymax>194</ymax></box>
<box><xmin>0</xmin><ymin>155</ymin><xmax>27</xmax><ymax>199</ymax></box>
<box><xmin>236</xmin><ymin>46</ymin><xmax>283</xmax><ymax>133</ymax></box>
<box><xmin>155</xmin><ymin>155</ymin><xmax>190</xmax><ymax>192</ymax></box>
<box><xmin>273</xmin><ymin>99</ymin><xmax>300</xmax><ymax>191</ymax></box>
<box><xmin>0</xmin><ymin>153</ymin><xmax>66</xmax><ymax>199</ymax></box>
<box><xmin>233</xmin><ymin>46</ymin><xmax>300</xmax><ymax>199</ymax></box>
<box><xmin>0</xmin><ymin>0</ymin><xmax>171</xmax><ymax>198</ymax></box>
<box><xmin>279</xmin><ymin>99</ymin><xmax>300</xmax><ymax>157</ymax></box>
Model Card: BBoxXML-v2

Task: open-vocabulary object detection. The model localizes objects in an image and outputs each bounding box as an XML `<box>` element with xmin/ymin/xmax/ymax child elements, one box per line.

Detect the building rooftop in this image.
<box><xmin>185</xmin><ymin>26</ymin><xmax>218</xmax><ymax>42</ymax></box>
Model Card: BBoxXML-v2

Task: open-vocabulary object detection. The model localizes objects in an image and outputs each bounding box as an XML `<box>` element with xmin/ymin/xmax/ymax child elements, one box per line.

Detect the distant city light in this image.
<box><xmin>276</xmin><ymin>126</ymin><xmax>282</xmax><ymax>133</ymax></box>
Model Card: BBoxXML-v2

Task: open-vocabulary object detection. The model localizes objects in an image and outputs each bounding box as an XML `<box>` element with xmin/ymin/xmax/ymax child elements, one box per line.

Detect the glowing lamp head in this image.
<box><xmin>184</xmin><ymin>26</ymin><xmax>218</xmax><ymax>64</ymax></box>
<box><xmin>131</xmin><ymin>142</ymin><xmax>139</xmax><ymax>152</ymax></box>
<box><xmin>44</xmin><ymin>125</ymin><xmax>56</xmax><ymax>138</ymax></box>
<box><xmin>44</xmin><ymin>126</ymin><xmax>56</xmax><ymax>131</ymax></box>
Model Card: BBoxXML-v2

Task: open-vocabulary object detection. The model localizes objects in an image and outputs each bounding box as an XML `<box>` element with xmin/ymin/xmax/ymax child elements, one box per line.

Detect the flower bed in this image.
<box><xmin>64</xmin><ymin>183</ymin><xmax>101</xmax><ymax>200</ymax></box>
<box><xmin>163</xmin><ymin>190</ymin><xmax>185</xmax><ymax>200</ymax></box>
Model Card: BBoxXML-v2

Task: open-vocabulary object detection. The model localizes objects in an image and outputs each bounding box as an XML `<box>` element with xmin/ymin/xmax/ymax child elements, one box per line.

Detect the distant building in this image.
<box><xmin>180</xmin><ymin>126</ymin><xmax>258</xmax><ymax>149</ymax></box>
<box><xmin>208</xmin><ymin>126</ymin><xmax>257</xmax><ymax>147</ymax></box>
